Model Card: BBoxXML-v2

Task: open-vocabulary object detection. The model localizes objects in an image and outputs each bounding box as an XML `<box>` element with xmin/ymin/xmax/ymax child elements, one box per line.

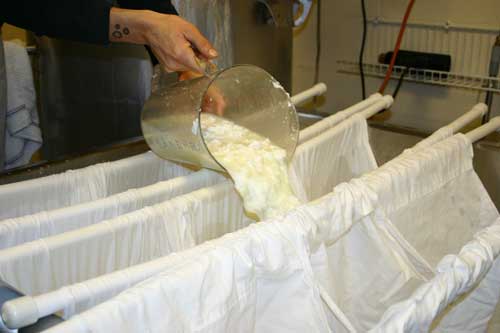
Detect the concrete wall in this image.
<box><xmin>292</xmin><ymin>0</ymin><xmax>500</xmax><ymax>133</ymax></box>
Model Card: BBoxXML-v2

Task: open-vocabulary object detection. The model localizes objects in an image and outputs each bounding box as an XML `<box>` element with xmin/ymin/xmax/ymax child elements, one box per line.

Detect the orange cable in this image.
<box><xmin>378</xmin><ymin>0</ymin><xmax>416</xmax><ymax>94</ymax></box>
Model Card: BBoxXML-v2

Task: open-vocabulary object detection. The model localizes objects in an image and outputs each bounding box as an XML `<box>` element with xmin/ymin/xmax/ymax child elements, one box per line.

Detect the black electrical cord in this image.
<box><xmin>359</xmin><ymin>0</ymin><xmax>367</xmax><ymax>100</ymax></box>
<box><xmin>392</xmin><ymin>68</ymin><xmax>409</xmax><ymax>99</ymax></box>
<box><xmin>313</xmin><ymin>0</ymin><xmax>322</xmax><ymax>104</ymax></box>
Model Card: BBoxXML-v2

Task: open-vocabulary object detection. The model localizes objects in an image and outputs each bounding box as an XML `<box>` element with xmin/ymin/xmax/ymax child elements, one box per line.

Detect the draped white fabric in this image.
<box><xmin>0</xmin><ymin>169</ymin><xmax>225</xmax><ymax>249</ymax></box>
<box><xmin>43</xmin><ymin>134</ymin><xmax>500</xmax><ymax>333</ymax></box>
<box><xmin>0</xmin><ymin>182</ymin><xmax>252</xmax><ymax>296</ymax></box>
<box><xmin>314</xmin><ymin>134</ymin><xmax>500</xmax><ymax>332</ymax></box>
<box><xmin>0</xmin><ymin>112</ymin><xmax>374</xmax><ymax>300</ymax></box>
<box><xmin>44</xmin><ymin>217</ymin><xmax>332</xmax><ymax>333</ymax></box>
<box><xmin>0</xmin><ymin>152</ymin><xmax>191</xmax><ymax>220</ymax></box>
<box><xmin>365</xmin><ymin>134</ymin><xmax>500</xmax><ymax>332</ymax></box>
<box><xmin>290</xmin><ymin>114</ymin><xmax>377</xmax><ymax>202</ymax></box>
<box><xmin>372</xmin><ymin>218</ymin><xmax>500</xmax><ymax>332</ymax></box>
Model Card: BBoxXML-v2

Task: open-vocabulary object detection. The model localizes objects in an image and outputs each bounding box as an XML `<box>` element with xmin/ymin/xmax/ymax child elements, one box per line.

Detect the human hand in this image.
<box><xmin>109</xmin><ymin>8</ymin><xmax>218</xmax><ymax>73</ymax></box>
<box><xmin>179</xmin><ymin>71</ymin><xmax>226</xmax><ymax>116</ymax></box>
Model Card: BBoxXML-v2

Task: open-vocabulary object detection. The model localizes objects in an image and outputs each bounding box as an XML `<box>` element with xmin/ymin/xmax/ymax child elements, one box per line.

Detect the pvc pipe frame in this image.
<box><xmin>448</xmin><ymin>103</ymin><xmax>487</xmax><ymax>133</ymax></box>
<box><xmin>359</xmin><ymin>95</ymin><xmax>394</xmax><ymax>119</ymax></box>
<box><xmin>466</xmin><ymin>116</ymin><xmax>500</xmax><ymax>143</ymax></box>
<box><xmin>290</xmin><ymin>83</ymin><xmax>327</xmax><ymax>106</ymax></box>
<box><xmin>341</xmin><ymin>93</ymin><xmax>383</xmax><ymax>119</ymax></box>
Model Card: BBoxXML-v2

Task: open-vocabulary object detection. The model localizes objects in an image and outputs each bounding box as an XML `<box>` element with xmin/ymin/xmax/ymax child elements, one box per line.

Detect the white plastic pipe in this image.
<box><xmin>341</xmin><ymin>93</ymin><xmax>383</xmax><ymax>119</ymax></box>
<box><xmin>298</xmin><ymin>93</ymin><xmax>383</xmax><ymax>144</ymax></box>
<box><xmin>1</xmin><ymin>250</ymin><xmax>190</xmax><ymax>329</ymax></box>
<box><xmin>465</xmin><ymin>116</ymin><xmax>500</xmax><ymax>143</ymax></box>
<box><xmin>359</xmin><ymin>95</ymin><xmax>394</xmax><ymax>119</ymax></box>
<box><xmin>290</xmin><ymin>83</ymin><xmax>327</xmax><ymax>106</ymax></box>
<box><xmin>448</xmin><ymin>103</ymin><xmax>488</xmax><ymax>133</ymax></box>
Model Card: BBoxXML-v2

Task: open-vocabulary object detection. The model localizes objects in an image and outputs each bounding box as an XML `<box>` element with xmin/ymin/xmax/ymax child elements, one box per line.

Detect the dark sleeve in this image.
<box><xmin>116</xmin><ymin>1</ymin><xmax>178</xmax><ymax>66</ymax></box>
<box><xmin>117</xmin><ymin>0</ymin><xmax>178</xmax><ymax>15</ymax></box>
<box><xmin>2</xmin><ymin>0</ymin><xmax>113</xmax><ymax>45</ymax></box>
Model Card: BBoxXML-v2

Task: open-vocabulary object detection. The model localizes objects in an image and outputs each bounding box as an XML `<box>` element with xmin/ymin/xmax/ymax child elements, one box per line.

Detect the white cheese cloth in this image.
<box><xmin>0</xmin><ymin>182</ymin><xmax>252</xmax><ymax>296</ymax></box>
<box><xmin>316</xmin><ymin>134</ymin><xmax>499</xmax><ymax>332</ymax></box>
<box><xmin>372</xmin><ymin>217</ymin><xmax>500</xmax><ymax>332</ymax></box>
<box><xmin>0</xmin><ymin>152</ymin><xmax>192</xmax><ymax>220</ymax></box>
<box><xmin>290</xmin><ymin>114</ymin><xmax>377</xmax><ymax>202</ymax></box>
<box><xmin>43</xmin><ymin>214</ymin><xmax>334</xmax><ymax>333</ymax></box>
<box><xmin>0</xmin><ymin>108</ymin><xmax>373</xmax><ymax>302</ymax></box>
<box><xmin>364</xmin><ymin>134</ymin><xmax>500</xmax><ymax>332</ymax></box>
<box><xmin>40</xmin><ymin>135</ymin><xmax>500</xmax><ymax>333</ymax></box>
<box><xmin>0</xmin><ymin>169</ymin><xmax>225</xmax><ymax>249</ymax></box>
<box><xmin>0</xmin><ymin>111</ymin><xmax>378</xmax><ymax>321</ymax></box>
<box><xmin>40</xmin><ymin>156</ymin><xmax>429</xmax><ymax>333</ymax></box>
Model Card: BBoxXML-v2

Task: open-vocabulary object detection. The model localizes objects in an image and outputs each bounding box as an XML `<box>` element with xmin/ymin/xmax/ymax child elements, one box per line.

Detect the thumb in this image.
<box><xmin>183</xmin><ymin>25</ymin><xmax>218</xmax><ymax>59</ymax></box>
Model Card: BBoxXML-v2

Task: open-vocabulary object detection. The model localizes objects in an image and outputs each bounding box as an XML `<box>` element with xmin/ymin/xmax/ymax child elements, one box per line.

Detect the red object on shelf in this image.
<box><xmin>378</xmin><ymin>0</ymin><xmax>416</xmax><ymax>94</ymax></box>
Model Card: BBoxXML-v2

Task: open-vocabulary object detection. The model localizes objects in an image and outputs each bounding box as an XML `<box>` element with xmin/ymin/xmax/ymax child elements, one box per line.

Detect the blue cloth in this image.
<box><xmin>3</xmin><ymin>40</ymin><xmax>42</xmax><ymax>169</ymax></box>
<box><xmin>0</xmin><ymin>36</ymin><xmax>6</xmax><ymax>171</ymax></box>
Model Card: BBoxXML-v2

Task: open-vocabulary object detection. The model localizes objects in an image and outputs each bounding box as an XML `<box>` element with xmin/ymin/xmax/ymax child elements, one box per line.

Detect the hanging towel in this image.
<box><xmin>0</xmin><ymin>35</ymin><xmax>6</xmax><ymax>171</ymax></box>
<box><xmin>0</xmin><ymin>169</ymin><xmax>225</xmax><ymax>249</ymax></box>
<box><xmin>0</xmin><ymin>151</ymin><xmax>191</xmax><ymax>220</ymax></box>
<box><xmin>3</xmin><ymin>40</ymin><xmax>42</xmax><ymax>170</ymax></box>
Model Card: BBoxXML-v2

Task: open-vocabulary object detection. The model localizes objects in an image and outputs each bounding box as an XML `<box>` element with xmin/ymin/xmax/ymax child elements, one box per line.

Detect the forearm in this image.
<box><xmin>109</xmin><ymin>6</ymin><xmax>216</xmax><ymax>73</ymax></box>
<box><xmin>108</xmin><ymin>7</ymin><xmax>154</xmax><ymax>44</ymax></box>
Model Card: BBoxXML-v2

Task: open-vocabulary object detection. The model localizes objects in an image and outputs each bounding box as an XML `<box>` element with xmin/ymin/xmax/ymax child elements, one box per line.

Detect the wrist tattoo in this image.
<box><xmin>112</xmin><ymin>24</ymin><xmax>130</xmax><ymax>39</ymax></box>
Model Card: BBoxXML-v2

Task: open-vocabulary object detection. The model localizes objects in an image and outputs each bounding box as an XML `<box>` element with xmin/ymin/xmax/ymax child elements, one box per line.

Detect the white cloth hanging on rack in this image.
<box><xmin>0</xmin><ymin>169</ymin><xmax>225</xmax><ymax>249</ymax></box>
<box><xmin>32</xmin><ymin>132</ymin><xmax>500</xmax><ymax>333</ymax></box>
<box><xmin>0</xmin><ymin>101</ymin><xmax>379</xmax><ymax>315</ymax></box>
<box><xmin>372</xmin><ymin>217</ymin><xmax>500</xmax><ymax>332</ymax></box>
<box><xmin>363</xmin><ymin>134</ymin><xmax>500</xmax><ymax>332</ymax></box>
<box><xmin>43</xmin><ymin>219</ymin><xmax>330</xmax><ymax>333</ymax></box>
<box><xmin>40</xmin><ymin>150</ymin><xmax>438</xmax><ymax>333</ymax></box>
<box><xmin>38</xmin><ymin>161</ymin><xmax>420</xmax><ymax>333</ymax></box>
<box><xmin>303</xmin><ymin>134</ymin><xmax>499</xmax><ymax>332</ymax></box>
<box><xmin>307</xmin><ymin>183</ymin><xmax>435</xmax><ymax>332</ymax></box>
<box><xmin>42</xmin><ymin>210</ymin><xmax>338</xmax><ymax>333</ymax></box>
<box><xmin>0</xmin><ymin>152</ymin><xmax>192</xmax><ymax>220</ymax></box>
<box><xmin>0</xmin><ymin>112</ymin><xmax>380</xmax><ymax>323</ymax></box>
<box><xmin>369</xmin><ymin>134</ymin><xmax>498</xmax><ymax>267</ymax></box>
<box><xmin>0</xmin><ymin>182</ymin><xmax>252</xmax><ymax>296</ymax></box>
<box><xmin>290</xmin><ymin>114</ymin><xmax>377</xmax><ymax>202</ymax></box>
